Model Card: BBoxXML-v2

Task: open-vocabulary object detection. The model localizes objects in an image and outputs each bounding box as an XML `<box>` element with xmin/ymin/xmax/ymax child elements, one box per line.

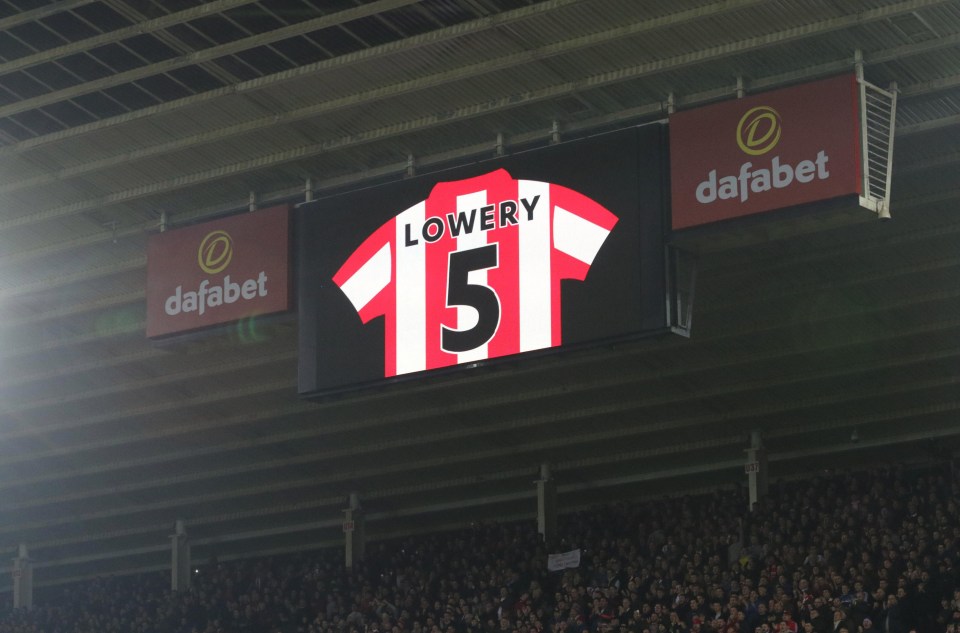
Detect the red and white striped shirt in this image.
<box><xmin>333</xmin><ymin>169</ymin><xmax>617</xmax><ymax>377</ymax></box>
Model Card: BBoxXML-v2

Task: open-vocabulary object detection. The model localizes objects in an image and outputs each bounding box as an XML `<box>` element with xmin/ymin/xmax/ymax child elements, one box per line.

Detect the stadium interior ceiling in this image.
<box><xmin>0</xmin><ymin>0</ymin><xmax>959</xmax><ymax>590</ymax></box>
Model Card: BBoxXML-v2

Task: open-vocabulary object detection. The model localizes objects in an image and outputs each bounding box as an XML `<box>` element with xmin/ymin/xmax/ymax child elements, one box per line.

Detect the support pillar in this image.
<box><xmin>343</xmin><ymin>493</ymin><xmax>365</xmax><ymax>570</ymax></box>
<box><xmin>12</xmin><ymin>544</ymin><xmax>32</xmax><ymax>610</ymax></box>
<box><xmin>170</xmin><ymin>520</ymin><xmax>191</xmax><ymax>592</ymax></box>
<box><xmin>536</xmin><ymin>463</ymin><xmax>557</xmax><ymax>543</ymax></box>
<box><xmin>745</xmin><ymin>430</ymin><xmax>769</xmax><ymax>512</ymax></box>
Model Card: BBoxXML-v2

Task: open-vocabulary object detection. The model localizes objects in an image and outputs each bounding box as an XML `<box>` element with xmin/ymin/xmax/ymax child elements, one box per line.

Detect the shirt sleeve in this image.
<box><xmin>333</xmin><ymin>222</ymin><xmax>394</xmax><ymax>323</ymax></box>
<box><xmin>551</xmin><ymin>183</ymin><xmax>619</xmax><ymax>278</ymax></box>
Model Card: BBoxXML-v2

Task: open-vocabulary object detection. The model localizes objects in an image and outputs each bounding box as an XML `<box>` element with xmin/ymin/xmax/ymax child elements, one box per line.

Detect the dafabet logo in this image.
<box><xmin>736</xmin><ymin>106</ymin><xmax>781</xmax><ymax>156</ymax></box>
<box><xmin>696</xmin><ymin>100</ymin><xmax>830</xmax><ymax>206</ymax></box>
<box><xmin>669</xmin><ymin>74</ymin><xmax>861</xmax><ymax>230</ymax></box>
<box><xmin>197</xmin><ymin>230</ymin><xmax>233</xmax><ymax>274</ymax></box>
<box><xmin>164</xmin><ymin>227</ymin><xmax>268</xmax><ymax>318</ymax></box>
<box><xmin>146</xmin><ymin>205</ymin><xmax>290</xmax><ymax>338</ymax></box>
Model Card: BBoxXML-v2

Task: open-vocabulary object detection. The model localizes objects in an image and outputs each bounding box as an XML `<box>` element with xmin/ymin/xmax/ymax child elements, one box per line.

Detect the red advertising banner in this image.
<box><xmin>146</xmin><ymin>205</ymin><xmax>291</xmax><ymax>338</ymax></box>
<box><xmin>670</xmin><ymin>74</ymin><xmax>862</xmax><ymax>230</ymax></box>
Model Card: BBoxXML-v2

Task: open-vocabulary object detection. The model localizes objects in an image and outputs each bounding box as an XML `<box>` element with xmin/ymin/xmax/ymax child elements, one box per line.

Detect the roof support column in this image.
<box><xmin>170</xmin><ymin>519</ymin><xmax>191</xmax><ymax>592</ymax></box>
<box><xmin>343</xmin><ymin>492</ymin><xmax>365</xmax><ymax>570</ymax></box>
<box><xmin>536</xmin><ymin>463</ymin><xmax>557</xmax><ymax>543</ymax></box>
<box><xmin>12</xmin><ymin>544</ymin><xmax>32</xmax><ymax>610</ymax></box>
<box><xmin>745</xmin><ymin>430</ymin><xmax>768</xmax><ymax>512</ymax></box>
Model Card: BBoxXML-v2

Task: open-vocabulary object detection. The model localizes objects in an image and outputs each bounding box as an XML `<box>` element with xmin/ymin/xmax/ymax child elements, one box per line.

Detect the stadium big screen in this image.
<box><xmin>298</xmin><ymin>125</ymin><xmax>668</xmax><ymax>397</ymax></box>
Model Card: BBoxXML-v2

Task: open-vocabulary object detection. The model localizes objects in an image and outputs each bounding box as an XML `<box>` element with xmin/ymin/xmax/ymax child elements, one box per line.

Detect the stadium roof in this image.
<box><xmin>1</xmin><ymin>0</ymin><xmax>959</xmax><ymax>588</ymax></box>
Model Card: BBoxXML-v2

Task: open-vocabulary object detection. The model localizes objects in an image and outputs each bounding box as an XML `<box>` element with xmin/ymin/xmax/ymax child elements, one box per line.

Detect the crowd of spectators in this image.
<box><xmin>0</xmin><ymin>466</ymin><xmax>957</xmax><ymax>633</ymax></box>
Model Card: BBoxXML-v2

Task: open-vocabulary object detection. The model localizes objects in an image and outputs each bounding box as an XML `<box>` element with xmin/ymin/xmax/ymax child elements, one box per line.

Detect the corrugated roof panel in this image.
<box><xmin>72</xmin><ymin>3</ymin><xmax>134</xmax><ymax>30</ymax></box>
<box><xmin>7</xmin><ymin>20</ymin><xmax>65</xmax><ymax>52</ymax></box>
<box><xmin>224</xmin><ymin>4</ymin><xmax>285</xmax><ymax>34</ymax></box>
<box><xmin>892</xmin><ymin>49</ymin><xmax>960</xmax><ymax>84</ymax></box>
<box><xmin>39</xmin><ymin>12</ymin><xmax>98</xmax><ymax>43</ymax></box>
<box><xmin>69</xmin><ymin>90</ymin><xmax>129</xmax><ymax>119</ymax></box>
<box><xmin>21</xmin><ymin>62</ymin><xmax>82</xmax><ymax>93</ymax></box>
<box><xmin>0</xmin><ymin>70</ymin><xmax>51</xmax><ymax>100</ymax></box>
<box><xmin>899</xmin><ymin>90</ymin><xmax>960</xmax><ymax>126</ymax></box>
<box><xmin>134</xmin><ymin>74</ymin><xmax>192</xmax><ymax>102</ymax></box>
<box><xmin>268</xmin><ymin>34</ymin><xmax>330</xmax><ymax>65</ymax></box>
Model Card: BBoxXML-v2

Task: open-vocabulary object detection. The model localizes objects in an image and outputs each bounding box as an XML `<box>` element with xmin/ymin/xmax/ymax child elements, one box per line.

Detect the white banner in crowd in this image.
<box><xmin>547</xmin><ymin>549</ymin><xmax>581</xmax><ymax>571</ymax></box>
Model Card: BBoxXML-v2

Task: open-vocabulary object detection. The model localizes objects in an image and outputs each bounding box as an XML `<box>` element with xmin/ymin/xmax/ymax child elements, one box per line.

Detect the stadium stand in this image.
<box><xmin>0</xmin><ymin>466</ymin><xmax>956</xmax><ymax>633</ymax></box>
<box><xmin>3</xmin><ymin>0</ymin><xmax>960</xmax><ymax>597</ymax></box>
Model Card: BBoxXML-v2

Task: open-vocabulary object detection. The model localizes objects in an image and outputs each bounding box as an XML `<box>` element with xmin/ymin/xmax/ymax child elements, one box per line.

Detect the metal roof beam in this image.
<box><xmin>6</xmin><ymin>330</ymin><xmax>960</xmax><ymax>507</ymax></box>
<box><xmin>898</xmin><ymin>151</ymin><xmax>960</xmax><ymax>172</ymax></box>
<box><xmin>0</xmin><ymin>0</ymin><xmax>591</xmax><ymax>158</ymax></box>
<box><xmin>1</xmin><ymin>0</ymin><xmax>772</xmax><ymax>195</ymax></box>
<box><xmin>5</xmin><ymin>201</ymin><xmax>960</xmax><ymax>366</ymax></box>
<box><xmin>3</xmin><ymin>382</ymin><xmax>958</xmax><ymax>533</ymax></box>
<box><xmin>2</xmin><ymin>292</ymin><xmax>959</xmax><ymax>484</ymax></box>
<box><xmin>99</xmin><ymin>0</ymin><xmax>250</xmax><ymax>88</ymax></box>
<box><xmin>0</xmin><ymin>99</ymin><xmax>956</xmax><ymax>293</ymax></box>
<box><xmin>0</xmin><ymin>348</ymin><xmax>162</xmax><ymax>390</ymax></box>
<box><xmin>17</xmin><ymin>469</ymin><xmax>532</xmax><ymax>552</ymax></box>
<box><xmin>899</xmin><ymin>71</ymin><xmax>960</xmax><ymax>97</ymax></box>
<box><xmin>0</xmin><ymin>349</ymin><xmax>295</xmax><ymax>417</ymax></box>
<box><xmin>0</xmin><ymin>0</ymin><xmax>422</xmax><ymax>121</ymax></box>
<box><xmin>0</xmin><ymin>256</ymin><xmax>144</xmax><ymax>301</ymax></box>
<box><xmin>0</xmin><ymin>102</ymin><xmax>958</xmax><ymax>283</ymax></box>
<box><xmin>0</xmin><ymin>0</ymin><xmax>259</xmax><ymax>78</ymax></box>
<box><xmin>898</xmin><ymin>113</ymin><xmax>960</xmax><ymax>135</ymax></box>
<box><xmin>0</xmin><ymin>225</ymin><xmax>144</xmax><ymax>270</ymax></box>
<box><xmin>12</xmin><ymin>418</ymin><xmax>955</xmax><ymax>582</ymax></box>
<box><xmin>9</xmin><ymin>406</ymin><xmax>959</xmax><ymax>566</ymax></box>
<box><xmin>0</xmin><ymin>0</ymin><xmax>95</xmax><ymax>31</ymax></box>
<box><xmin>0</xmin><ymin>0</ymin><xmax>948</xmax><ymax>233</ymax></box>
<box><xmin>0</xmin><ymin>290</ymin><xmax>143</xmax><ymax>329</ymax></box>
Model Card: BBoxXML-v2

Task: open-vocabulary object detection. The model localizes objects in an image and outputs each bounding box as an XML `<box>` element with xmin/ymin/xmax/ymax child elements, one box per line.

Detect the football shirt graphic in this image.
<box><xmin>333</xmin><ymin>168</ymin><xmax>618</xmax><ymax>377</ymax></box>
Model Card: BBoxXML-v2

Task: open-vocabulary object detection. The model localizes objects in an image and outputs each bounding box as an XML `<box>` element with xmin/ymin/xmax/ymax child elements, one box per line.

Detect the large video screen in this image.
<box><xmin>298</xmin><ymin>125</ymin><xmax>667</xmax><ymax>397</ymax></box>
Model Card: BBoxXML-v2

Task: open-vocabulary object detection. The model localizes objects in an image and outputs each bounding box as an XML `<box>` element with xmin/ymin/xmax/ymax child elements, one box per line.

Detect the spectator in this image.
<box><xmin>0</xmin><ymin>467</ymin><xmax>957</xmax><ymax>633</ymax></box>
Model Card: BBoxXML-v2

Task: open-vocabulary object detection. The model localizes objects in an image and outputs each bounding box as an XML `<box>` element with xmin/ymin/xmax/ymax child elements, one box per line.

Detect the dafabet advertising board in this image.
<box><xmin>670</xmin><ymin>74</ymin><xmax>862</xmax><ymax>230</ymax></box>
<box><xmin>297</xmin><ymin>126</ymin><xmax>668</xmax><ymax>397</ymax></box>
<box><xmin>146</xmin><ymin>205</ymin><xmax>291</xmax><ymax>338</ymax></box>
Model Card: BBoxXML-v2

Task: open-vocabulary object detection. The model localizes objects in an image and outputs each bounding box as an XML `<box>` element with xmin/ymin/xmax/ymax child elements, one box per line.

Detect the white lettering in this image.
<box><xmin>198</xmin><ymin>280</ymin><xmax>209</xmax><ymax>316</ymax></box>
<box><xmin>696</xmin><ymin>170</ymin><xmax>717</xmax><ymax>203</ymax></box>
<box><xmin>694</xmin><ymin>151</ymin><xmax>832</xmax><ymax>206</ymax></box>
<box><xmin>718</xmin><ymin>176</ymin><xmax>737</xmax><ymax>200</ymax></box>
<box><xmin>750</xmin><ymin>168</ymin><xmax>771</xmax><ymax>194</ymax></box>
<box><xmin>182</xmin><ymin>291</ymin><xmax>197</xmax><ymax>314</ymax></box>
<box><xmin>403</xmin><ymin>196</ymin><xmax>540</xmax><ymax>248</ymax></box>
<box><xmin>773</xmin><ymin>156</ymin><xmax>793</xmax><ymax>188</ymax></box>
<box><xmin>225</xmin><ymin>275</ymin><xmax>240</xmax><ymax>304</ymax></box>
<box><xmin>815</xmin><ymin>150</ymin><xmax>829</xmax><ymax>178</ymax></box>
<box><xmin>165</xmin><ymin>286</ymin><xmax>182</xmax><ymax>316</ymax></box>
<box><xmin>163</xmin><ymin>272</ymin><xmax>269</xmax><ymax>318</ymax></box>
<box><xmin>738</xmin><ymin>162</ymin><xmax>752</xmax><ymax>202</ymax></box>
<box><xmin>795</xmin><ymin>159</ymin><xmax>815</xmax><ymax>183</ymax></box>
<box><xmin>208</xmin><ymin>285</ymin><xmax>222</xmax><ymax>308</ymax></box>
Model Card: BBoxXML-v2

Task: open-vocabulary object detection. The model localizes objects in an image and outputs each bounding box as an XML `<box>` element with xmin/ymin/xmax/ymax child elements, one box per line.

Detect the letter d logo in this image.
<box><xmin>736</xmin><ymin>106</ymin><xmax>781</xmax><ymax>156</ymax></box>
<box><xmin>198</xmin><ymin>230</ymin><xmax>233</xmax><ymax>274</ymax></box>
